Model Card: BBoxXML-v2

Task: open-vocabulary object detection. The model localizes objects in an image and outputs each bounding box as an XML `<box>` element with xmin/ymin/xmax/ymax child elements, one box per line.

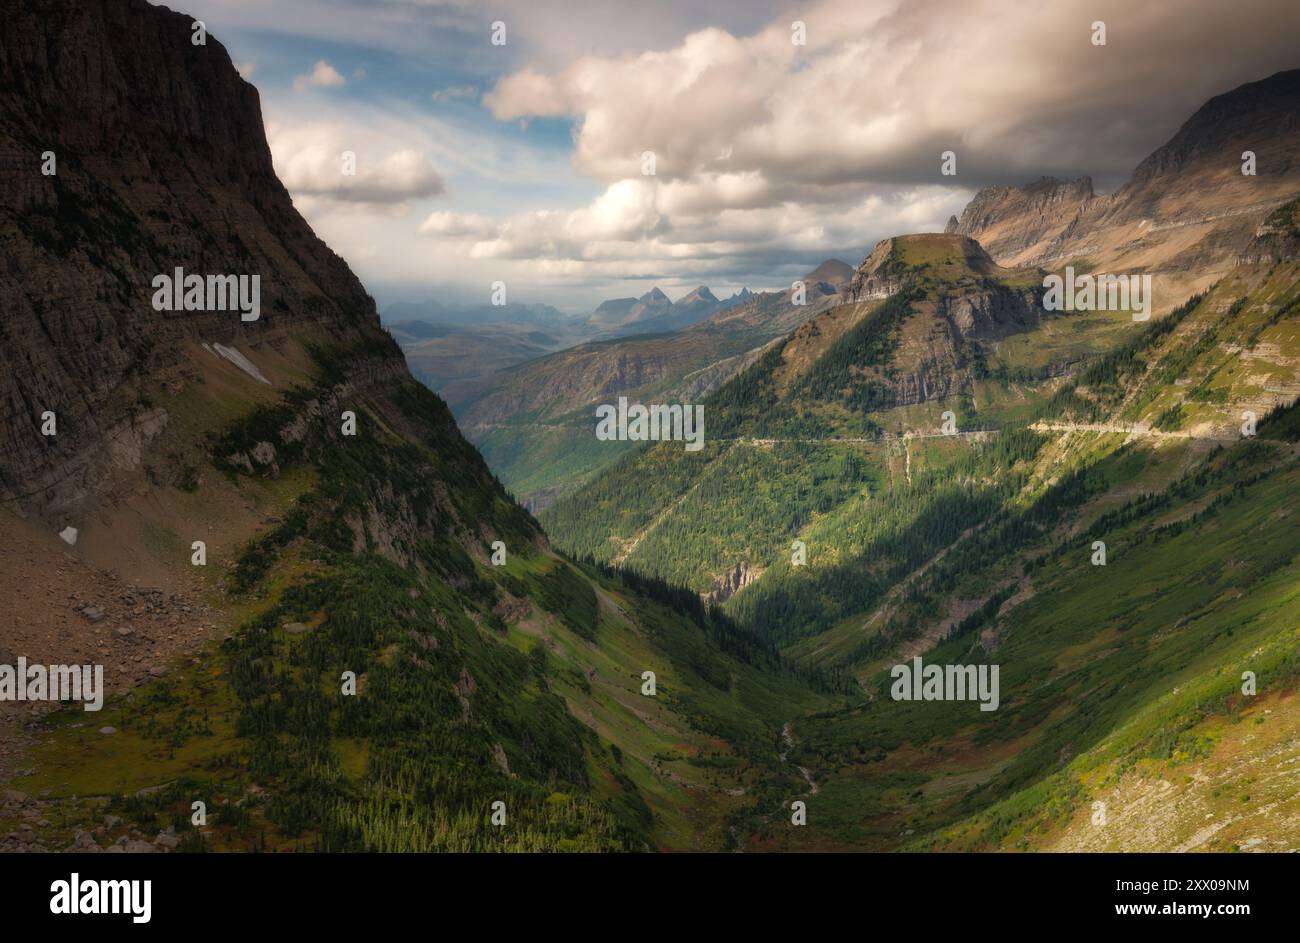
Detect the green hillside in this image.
<box><xmin>541</xmin><ymin>246</ymin><xmax>1300</xmax><ymax>849</ymax></box>
<box><xmin>455</xmin><ymin>289</ymin><xmax>839</xmax><ymax>506</ymax></box>
<box><xmin>7</xmin><ymin>341</ymin><xmax>845</xmax><ymax>853</ymax></box>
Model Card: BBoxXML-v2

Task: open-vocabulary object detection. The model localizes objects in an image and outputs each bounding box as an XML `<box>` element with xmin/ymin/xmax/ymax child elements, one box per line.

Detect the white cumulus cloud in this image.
<box><xmin>269</xmin><ymin>122</ymin><xmax>444</xmax><ymax>207</ymax></box>
<box><xmin>293</xmin><ymin>60</ymin><xmax>346</xmax><ymax>93</ymax></box>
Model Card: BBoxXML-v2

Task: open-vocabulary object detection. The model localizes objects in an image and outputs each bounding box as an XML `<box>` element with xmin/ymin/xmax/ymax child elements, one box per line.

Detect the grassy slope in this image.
<box><xmin>15</xmin><ymin>254</ymin><xmax>1297</xmax><ymax>852</ymax></box>
<box><xmin>6</xmin><ymin>342</ymin><xmax>839</xmax><ymax>853</ymax></box>
<box><xmin>540</xmin><ymin>255</ymin><xmax>1300</xmax><ymax>850</ymax></box>
<box><xmin>761</xmin><ymin>264</ymin><xmax>1300</xmax><ymax>850</ymax></box>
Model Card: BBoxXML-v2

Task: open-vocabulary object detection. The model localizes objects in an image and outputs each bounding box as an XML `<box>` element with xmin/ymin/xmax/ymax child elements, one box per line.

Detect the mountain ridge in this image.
<box><xmin>953</xmin><ymin>68</ymin><xmax>1300</xmax><ymax>277</ymax></box>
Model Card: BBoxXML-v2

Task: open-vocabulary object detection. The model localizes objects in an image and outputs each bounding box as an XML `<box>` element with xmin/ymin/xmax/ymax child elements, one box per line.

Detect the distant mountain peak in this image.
<box><xmin>593</xmin><ymin>296</ymin><xmax>637</xmax><ymax>315</ymax></box>
<box><xmin>801</xmin><ymin>259</ymin><xmax>854</xmax><ymax>289</ymax></box>
<box><xmin>678</xmin><ymin>286</ymin><xmax>719</xmax><ymax>303</ymax></box>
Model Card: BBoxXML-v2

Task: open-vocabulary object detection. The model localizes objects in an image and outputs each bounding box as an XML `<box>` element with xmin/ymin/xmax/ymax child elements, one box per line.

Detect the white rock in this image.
<box><xmin>58</xmin><ymin>526</ymin><xmax>78</xmax><ymax>545</ymax></box>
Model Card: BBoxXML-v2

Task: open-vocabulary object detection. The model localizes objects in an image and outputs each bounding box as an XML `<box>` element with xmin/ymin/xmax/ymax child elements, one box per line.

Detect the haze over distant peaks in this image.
<box><xmin>382</xmin><ymin>298</ymin><xmax>567</xmax><ymax>327</ymax></box>
<box><xmin>589</xmin><ymin>284</ymin><xmax>718</xmax><ymax>334</ymax></box>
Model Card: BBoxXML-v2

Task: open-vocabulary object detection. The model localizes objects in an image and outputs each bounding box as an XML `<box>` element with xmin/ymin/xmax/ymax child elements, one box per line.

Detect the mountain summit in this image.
<box><xmin>953</xmin><ymin>68</ymin><xmax>1300</xmax><ymax>279</ymax></box>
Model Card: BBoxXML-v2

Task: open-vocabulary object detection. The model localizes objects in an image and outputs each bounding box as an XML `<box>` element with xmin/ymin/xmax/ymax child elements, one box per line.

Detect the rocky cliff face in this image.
<box><xmin>705</xmin><ymin>559</ymin><xmax>764</xmax><ymax>604</ymax></box>
<box><xmin>953</xmin><ymin>69</ymin><xmax>1300</xmax><ymax>274</ymax></box>
<box><xmin>844</xmin><ymin>238</ymin><xmax>911</xmax><ymax>302</ymax></box>
<box><xmin>1240</xmin><ymin>196</ymin><xmax>1300</xmax><ymax>264</ymax></box>
<box><xmin>950</xmin><ymin>177</ymin><xmax>1096</xmax><ymax>266</ymax></box>
<box><xmin>0</xmin><ymin>0</ymin><xmax>400</xmax><ymax>526</ymax></box>
<box><xmin>885</xmin><ymin>287</ymin><xmax>1041</xmax><ymax>409</ymax></box>
<box><xmin>804</xmin><ymin>233</ymin><xmax>1042</xmax><ymax>410</ymax></box>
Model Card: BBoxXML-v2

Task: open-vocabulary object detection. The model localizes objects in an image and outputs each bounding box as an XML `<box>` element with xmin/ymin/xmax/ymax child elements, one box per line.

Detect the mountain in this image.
<box><xmin>948</xmin><ymin>175</ymin><xmax>1097</xmax><ymax>266</ymax></box>
<box><xmin>541</xmin><ymin>230</ymin><xmax>1054</xmax><ymax>581</ymax></box>
<box><xmin>8</xmin><ymin>0</ymin><xmax>1297</xmax><ymax>856</ymax></box>
<box><xmin>0</xmin><ymin>0</ymin><xmax>844</xmax><ymax>854</ymax></box>
<box><xmin>380</xmin><ymin>300</ymin><xmax>587</xmax><ymax>400</ymax></box>
<box><xmin>541</xmin><ymin>72</ymin><xmax>1300</xmax><ymax>850</ymax></box>
<box><xmin>445</xmin><ymin>260</ymin><xmax>856</xmax><ymax>506</ymax></box>
<box><xmin>661</xmin><ymin>285</ymin><xmax>719</xmax><ymax>322</ymax></box>
<box><xmin>590</xmin><ymin>296</ymin><xmax>638</xmax><ymax>323</ymax></box>
<box><xmin>586</xmin><ymin>285</ymin><xmax>728</xmax><ymax>335</ymax></box>
<box><xmin>394</xmin><ymin>322</ymin><xmax>566</xmax><ymax>390</ymax></box>
<box><xmin>677</xmin><ymin>285</ymin><xmax>719</xmax><ymax>306</ymax></box>
<box><xmin>717</xmin><ymin>286</ymin><xmax>754</xmax><ymax>312</ymax></box>
<box><xmin>1</xmin><ymin>0</ymin><xmax>383</xmax><ymax>525</ymax></box>
<box><xmin>801</xmin><ymin>258</ymin><xmax>855</xmax><ymax>289</ymax></box>
<box><xmin>547</xmin><ymin>64</ymin><xmax>1300</xmax><ymax>617</ymax></box>
<box><xmin>587</xmin><ymin>287</ymin><xmax>671</xmax><ymax>331</ymax></box>
<box><xmin>624</xmin><ymin>286</ymin><xmax>673</xmax><ymax>324</ymax></box>
<box><xmin>953</xmin><ymin>68</ymin><xmax>1300</xmax><ymax>288</ymax></box>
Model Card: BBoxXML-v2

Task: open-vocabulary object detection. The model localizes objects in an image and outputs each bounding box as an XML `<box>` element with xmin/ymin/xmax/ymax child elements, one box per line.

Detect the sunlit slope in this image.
<box><xmin>545</xmin><ymin>244</ymin><xmax>1300</xmax><ymax>649</ymax></box>
<box><xmin>543</xmin><ymin>234</ymin><xmax>1128</xmax><ymax>602</ymax></box>
<box><xmin>734</xmin><ymin>265</ymin><xmax>1300</xmax><ymax>850</ymax></box>
<box><xmin>750</xmin><ymin>430</ymin><xmax>1300</xmax><ymax>850</ymax></box>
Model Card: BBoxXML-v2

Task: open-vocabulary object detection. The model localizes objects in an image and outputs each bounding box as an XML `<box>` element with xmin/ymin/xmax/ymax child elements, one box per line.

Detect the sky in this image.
<box><xmin>181</xmin><ymin>0</ymin><xmax>1300</xmax><ymax>315</ymax></box>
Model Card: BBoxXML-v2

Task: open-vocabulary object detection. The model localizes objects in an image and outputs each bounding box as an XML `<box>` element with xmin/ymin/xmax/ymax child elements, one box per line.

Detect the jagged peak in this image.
<box><xmin>955</xmin><ymin>176</ymin><xmax>1094</xmax><ymax>232</ymax></box>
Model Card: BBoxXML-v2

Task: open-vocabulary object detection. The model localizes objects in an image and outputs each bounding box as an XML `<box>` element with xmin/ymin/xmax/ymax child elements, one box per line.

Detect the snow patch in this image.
<box><xmin>207</xmin><ymin>342</ymin><xmax>271</xmax><ymax>385</ymax></box>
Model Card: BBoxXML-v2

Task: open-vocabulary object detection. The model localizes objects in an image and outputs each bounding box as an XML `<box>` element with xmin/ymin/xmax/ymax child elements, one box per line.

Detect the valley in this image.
<box><xmin>536</xmin><ymin>73</ymin><xmax>1300</xmax><ymax>850</ymax></box>
<box><xmin>442</xmin><ymin>261</ymin><xmax>855</xmax><ymax>508</ymax></box>
<box><xmin>0</xmin><ymin>0</ymin><xmax>846</xmax><ymax>854</ymax></box>
<box><xmin>1</xmin><ymin>0</ymin><xmax>1298</xmax><ymax>858</ymax></box>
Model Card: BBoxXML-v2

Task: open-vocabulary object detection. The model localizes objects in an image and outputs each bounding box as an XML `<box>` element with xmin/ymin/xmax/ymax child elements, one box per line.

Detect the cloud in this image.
<box><xmin>236</xmin><ymin>61</ymin><xmax>256</xmax><ymax>79</ymax></box>
<box><xmin>292</xmin><ymin>60</ymin><xmax>346</xmax><ymax>93</ymax></box>
<box><xmin>198</xmin><ymin>0</ymin><xmax>1300</xmax><ymax>309</ymax></box>
<box><xmin>484</xmin><ymin>0</ymin><xmax>1300</xmax><ymax>191</ymax></box>
<box><xmin>421</xmin><ymin>175</ymin><xmax>968</xmax><ymax>270</ymax></box>
<box><xmin>269</xmin><ymin>122</ymin><xmax>444</xmax><ymax>206</ymax></box>
<box><xmin>418</xmin><ymin>210</ymin><xmax>497</xmax><ymax>238</ymax></box>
